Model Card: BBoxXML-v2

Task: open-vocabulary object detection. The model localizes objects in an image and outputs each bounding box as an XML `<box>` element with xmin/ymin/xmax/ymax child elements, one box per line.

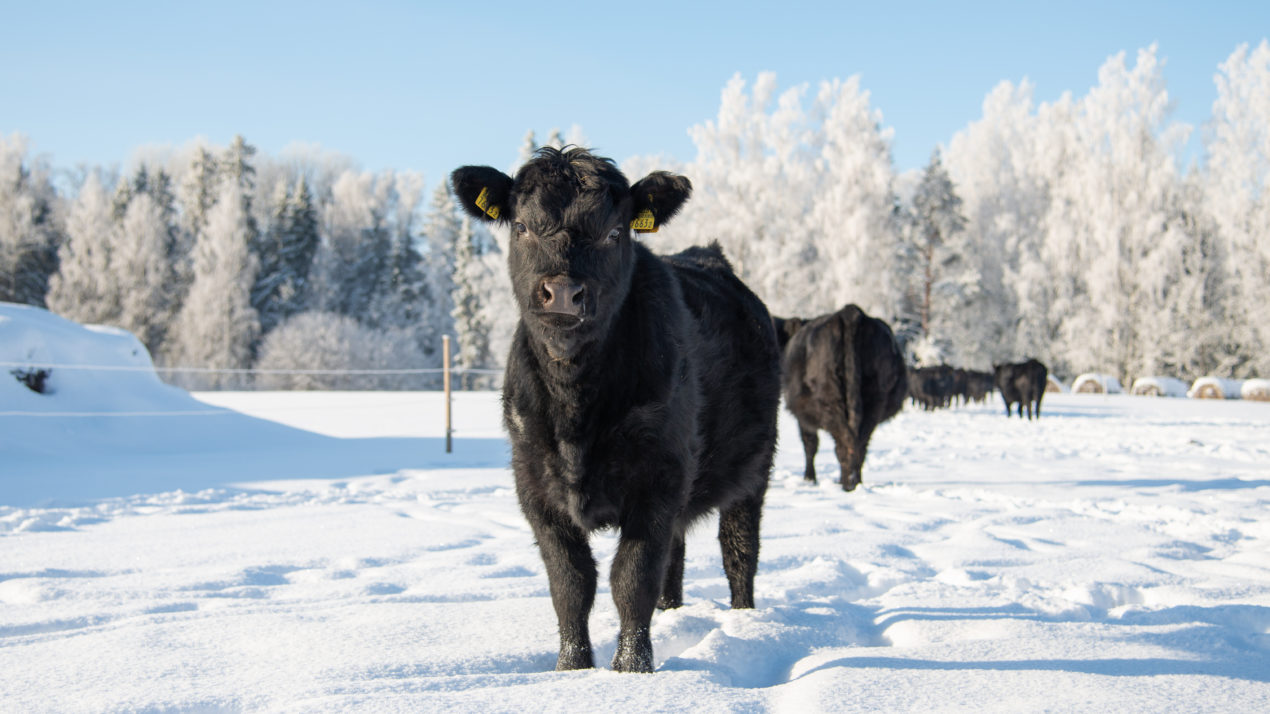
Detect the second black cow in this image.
<box><xmin>774</xmin><ymin>304</ymin><xmax>907</xmax><ymax>491</ymax></box>
<box><xmin>993</xmin><ymin>358</ymin><xmax>1048</xmax><ymax>419</ymax></box>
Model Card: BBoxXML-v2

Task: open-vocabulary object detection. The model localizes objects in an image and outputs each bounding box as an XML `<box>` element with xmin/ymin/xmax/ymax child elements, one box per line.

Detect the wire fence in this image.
<box><xmin>2</xmin><ymin>360</ymin><xmax>505</xmax><ymax>392</ymax></box>
<box><xmin>4</xmin><ymin>350</ymin><xmax>501</xmax><ymax>450</ymax></box>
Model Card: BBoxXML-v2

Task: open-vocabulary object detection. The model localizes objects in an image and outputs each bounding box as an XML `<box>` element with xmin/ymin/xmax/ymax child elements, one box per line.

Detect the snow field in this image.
<box><xmin>2</xmin><ymin>387</ymin><xmax>1269</xmax><ymax>711</ymax></box>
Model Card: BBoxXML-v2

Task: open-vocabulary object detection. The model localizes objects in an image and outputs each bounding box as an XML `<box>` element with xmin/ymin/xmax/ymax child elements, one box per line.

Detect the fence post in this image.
<box><xmin>443</xmin><ymin>334</ymin><xmax>452</xmax><ymax>454</ymax></box>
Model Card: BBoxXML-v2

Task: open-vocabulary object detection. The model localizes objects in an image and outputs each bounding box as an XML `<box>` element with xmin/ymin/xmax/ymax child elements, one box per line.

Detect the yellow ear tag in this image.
<box><xmin>631</xmin><ymin>209</ymin><xmax>657</xmax><ymax>233</ymax></box>
<box><xmin>475</xmin><ymin>187</ymin><xmax>500</xmax><ymax>220</ymax></box>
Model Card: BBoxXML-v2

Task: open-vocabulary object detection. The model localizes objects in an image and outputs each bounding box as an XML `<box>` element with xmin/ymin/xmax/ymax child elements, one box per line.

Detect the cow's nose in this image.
<box><xmin>540</xmin><ymin>277</ymin><xmax>586</xmax><ymax>316</ymax></box>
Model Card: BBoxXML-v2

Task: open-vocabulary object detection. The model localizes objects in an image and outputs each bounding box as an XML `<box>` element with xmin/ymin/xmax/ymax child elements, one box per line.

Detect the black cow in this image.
<box><xmin>993</xmin><ymin>358</ymin><xmax>1048</xmax><ymax>419</ymax></box>
<box><xmin>774</xmin><ymin>305</ymin><xmax>906</xmax><ymax>491</ymax></box>
<box><xmin>908</xmin><ymin>364</ymin><xmax>953</xmax><ymax>411</ymax></box>
<box><xmin>965</xmin><ymin>369</ymin><xmax>994</xmax><ymax>404</ymax></box>
<box><xmin>450</xmin><ymin>147</ymin><xmax>781</xmax><ymax>673</ymax></box>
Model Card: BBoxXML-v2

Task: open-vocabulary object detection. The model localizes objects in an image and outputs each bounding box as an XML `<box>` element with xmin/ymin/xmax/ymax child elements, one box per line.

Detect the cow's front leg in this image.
<box><xmin>610</xmin><ymin>509</ymin><xmax>675</xmax><ymax>673</ymax></box>
<box><xmin>528</xmin><ymin>510</ymin><xmax>597</xmax><ymax>670</ymax></box>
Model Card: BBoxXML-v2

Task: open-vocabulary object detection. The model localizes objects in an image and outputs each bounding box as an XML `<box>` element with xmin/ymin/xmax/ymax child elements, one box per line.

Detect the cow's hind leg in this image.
<box><xmin>798</xmin><ymin>423</ymin><xmax>819</xmax><ymax>483</ymax></box>
<box><xmin>657</xmin><ymin>533</ymin><xmax>686</xmax><ymax>610</ymax></box>
<box><xmin>718</xmin><ymin>492</ymin><xmax>764</xmax><ymax>609</ymax></box>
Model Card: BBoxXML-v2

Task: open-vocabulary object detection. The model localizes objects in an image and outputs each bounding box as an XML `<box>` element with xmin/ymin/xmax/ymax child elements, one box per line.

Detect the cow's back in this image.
<box><xmin>664</xmin><ymin>245</ymin><xmax>781</xmax><ymax>515</ymax></box>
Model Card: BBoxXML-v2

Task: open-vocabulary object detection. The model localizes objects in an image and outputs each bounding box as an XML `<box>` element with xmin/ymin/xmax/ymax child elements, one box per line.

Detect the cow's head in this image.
<box><xmin>772</xmin><ymin>316</ymin><xmax>804</xmax><ymax>353</ymax></box>
<box><xmin>451</xmin><ymin>147</ymin><xmax>691</xmax><ymax>359</ymax></box>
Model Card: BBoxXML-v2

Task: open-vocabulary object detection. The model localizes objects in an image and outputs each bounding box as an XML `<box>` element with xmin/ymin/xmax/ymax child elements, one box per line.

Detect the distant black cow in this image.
<box><xmin>774</xmin><ymin>305</ymin><xmax>907</xmax><ymax>491</ymax></box>
<box><xmin>908</xmin><ymin>364</ymin><xmax>953</xmax><ymax>410</ymax></box>
<box><xmin>451</xmin><ymin>147</ymin><xmax>781</xmax><ymax>673</ymax></box>
<box><xmin>966</xmin><ymin>370</ymin><xmax>994</xmax><ymax>404</ymax></box>
<box><xmin>993</xmin><ymin>358</ymin><xmax>1048</xmax><ymax>419</ymax></box>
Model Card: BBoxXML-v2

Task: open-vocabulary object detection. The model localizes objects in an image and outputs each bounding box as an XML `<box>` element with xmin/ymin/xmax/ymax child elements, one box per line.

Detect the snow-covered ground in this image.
<box><xmin>3</xmin><ymin>306</ymin><xmax>1270</xmax><ymax>712</ymax></box>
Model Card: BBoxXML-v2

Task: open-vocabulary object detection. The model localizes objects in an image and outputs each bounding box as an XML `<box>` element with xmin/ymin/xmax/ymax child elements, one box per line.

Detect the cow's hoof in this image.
<box><xmin>612</xmin><ymin>631</ymin><xmax>654</xmax><ymax>673</ymax></box>
<box><xmin>555</xmin><ymin>644</ymin><xmax>594</xmax><ymax>671</ymax></box>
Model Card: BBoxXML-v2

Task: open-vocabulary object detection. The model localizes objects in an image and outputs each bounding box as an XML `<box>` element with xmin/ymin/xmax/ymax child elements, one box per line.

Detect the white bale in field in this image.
<box><xmin>1188</xmin><ymin>376</ymin><xmax>1245</xmax><ymax>399</ymax></box>
<box><xmin>1240</xmin><ymin>378</ymin><xmax>1270</xmax><ymax>402</ymax></box>
<box><xmin>1045</xmin><ymin>375</ymin><xmax>1066</xmax><ymax>393</ymax></box>
<box><xmin>1130</xmin><ymin>376</ymin><xmax>1189</xmax><ymax>397</ymax></box>
<box><xmin>1072</xmin><ymin>373</ymin><xmax>1123</xmax><ymax>394</ymax></box>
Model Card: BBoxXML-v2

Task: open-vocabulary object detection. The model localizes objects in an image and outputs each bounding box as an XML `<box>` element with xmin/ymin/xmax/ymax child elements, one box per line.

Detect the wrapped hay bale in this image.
<box><xmin>1187</xmin><ymin>376</ymin><xmax>1245</xmax><ymax>399</ymax></box>
<box><xmin>1072</xmin><ymin>373</ymin><xmax>1122</xmax><ymax>394</ymax></box>
<box><xmin>1045</xmin><ymin>375</ymin><xmax>1065</xmax><ymax>393</ymax></box>
<box><xmin>1240</xmin><ymin>379</ymin><xmax>1270</xmax><ymax>402</ymax></box>
<box><xmin>1130</xmin><ymin>376</ymin><xmax>1189</xmax><ymax>397</ymax></box>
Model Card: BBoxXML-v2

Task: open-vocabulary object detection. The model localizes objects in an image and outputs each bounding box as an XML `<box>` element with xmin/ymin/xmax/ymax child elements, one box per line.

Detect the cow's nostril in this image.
<box><xmin>571</xmin><ymin>285</ymin><xmax>585</xmax><ymax>307</ymax></box>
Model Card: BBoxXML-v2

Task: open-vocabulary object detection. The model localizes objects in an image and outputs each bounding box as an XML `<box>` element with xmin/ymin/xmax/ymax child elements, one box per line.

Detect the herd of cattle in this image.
<box><xmin>450</xmin><ymin>147</ymin><xmax>1048</xmax><ymax>673</ymax></box>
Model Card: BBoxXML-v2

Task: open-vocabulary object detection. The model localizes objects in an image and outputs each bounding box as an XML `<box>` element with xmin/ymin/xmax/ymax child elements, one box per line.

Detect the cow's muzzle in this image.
<box><xmin>539</xmin><ymin>277</ymin><xmax>586</xmax><ymax>317</ymax></box>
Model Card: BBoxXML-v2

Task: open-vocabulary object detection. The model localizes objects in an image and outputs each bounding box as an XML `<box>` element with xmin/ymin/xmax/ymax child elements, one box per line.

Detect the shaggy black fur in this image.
<box><xmin>450</xmin><ymin>147</ymin><xmax>781</xmax><ymax>673</ymax></box>
<box><xmin>993</xmin><ymin>358</ymin><xmax>1048</xmax><ymax>419</ymax></box>
<box><xmin>774</xmin><ymin>305</ymin><xmax>906</xmax><ymax>491</ymax></box>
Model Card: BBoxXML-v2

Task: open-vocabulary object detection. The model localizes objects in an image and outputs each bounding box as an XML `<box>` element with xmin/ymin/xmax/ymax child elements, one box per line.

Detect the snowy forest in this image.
<box><xmin>2</xmin><ymin>43</ymin><xmax>1268</xmax><ymax>388</ymax></box>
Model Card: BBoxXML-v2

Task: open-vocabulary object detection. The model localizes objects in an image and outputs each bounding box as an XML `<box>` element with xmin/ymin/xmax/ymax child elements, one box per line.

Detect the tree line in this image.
<box><xmin>2</xmin><ymin>42</ymin><xmax>1268</xmax><ymax>388</ymax></box>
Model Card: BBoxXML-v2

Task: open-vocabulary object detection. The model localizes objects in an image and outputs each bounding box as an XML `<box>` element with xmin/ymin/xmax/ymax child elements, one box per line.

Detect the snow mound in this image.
<box><xmin>1130</xmin><ymin>376</ymin><xmax>1189</xmax><ymax>397</ymax></box>
<box><xmin>1188</xmin><ymin>376</ymin><xmax>1245</xmax><ymax>400</ymax></box>
<box><xmin>0</xmin><ymin>301</ymin><xmax>189</xmax><ymax>413</ymax></box>
<box><xmin>1072</xmin><ymin>372</ymin><xmax>1123</xmax><ymax>394</ymax></box>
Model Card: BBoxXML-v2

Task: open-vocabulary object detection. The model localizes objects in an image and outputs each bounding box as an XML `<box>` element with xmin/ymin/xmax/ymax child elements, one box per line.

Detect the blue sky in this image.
<box><xmin>4</xmin><ymin>1</ymin><xmax>1268</xmax><ymax>190</ymax></box>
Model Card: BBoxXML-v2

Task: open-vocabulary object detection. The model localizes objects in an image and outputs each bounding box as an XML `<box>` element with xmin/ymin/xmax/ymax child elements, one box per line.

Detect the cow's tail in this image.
<box><xmin>839</xmin><ymin>306</ymin><xmax>864</xmax><ymax>440</ymax></box>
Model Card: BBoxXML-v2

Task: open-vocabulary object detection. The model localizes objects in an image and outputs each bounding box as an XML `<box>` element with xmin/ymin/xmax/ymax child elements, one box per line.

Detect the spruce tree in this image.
<box><xmin>46</xmin><ymin>173</ymin><xmax>118</xmax><ymax>324</ymax></box>
<box><xmin>451</xmin><ymin>214</ymin><xmax>493</xmax><ymax>389</ymax></box>
<box><xmin>909</xmin><ymin>149</ymin><xmax>969</xmax><ymax>340</ymax></box>
<box><xmin>0</xmin><ymin>134</ymin><xmax>61</xmax><ymax>307</ymax></box>
<box><xmin>164</xmin><ymin>181</ymin><xmax>261</xmax><ymax>389</ymax></box>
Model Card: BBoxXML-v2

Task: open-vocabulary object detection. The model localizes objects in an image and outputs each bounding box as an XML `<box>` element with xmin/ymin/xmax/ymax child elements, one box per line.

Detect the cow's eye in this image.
<box><xmin>604</xmin><ymin>227</ymin><xmax>623</xmax><ymax>244</ymax></box>
<box><xmin>514</xmin><ymin>222</ymin><xmax>528</xmax><ymax>236</ymax></box>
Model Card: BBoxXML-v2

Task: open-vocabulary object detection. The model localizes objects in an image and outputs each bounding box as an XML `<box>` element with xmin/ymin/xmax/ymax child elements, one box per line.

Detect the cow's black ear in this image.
<box><xmin>629</xmin><ymin>172</ymin><xmax>692</xmax><ymax>233</ymax></box>
<box><xmin>450</xmin><ymin>166</ymin><xmax>514</xmax><ymax>223</ymax></box>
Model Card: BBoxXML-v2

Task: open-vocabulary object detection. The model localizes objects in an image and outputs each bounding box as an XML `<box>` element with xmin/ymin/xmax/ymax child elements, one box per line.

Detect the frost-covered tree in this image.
<box><xmin>47</xmin><ymin>173</ymin><xmax>117</xmax><ymax>324</ymax></box>
<box><xmin>163</xmin><ymin>182</ymin><xmax>260</xmax><ymax>388</ymax></box>
<box><xmin>1205</xmin><ymin>40</ymin><xmax>1270</xmax><ymax>376</ymax></box>
<box><xmin>368</xmin><ymin>172</ymin><xmax>429</xmax><ymax>334</ymax></box>
<box><xmin>1048</xmin><ymin>46</ymin><xmax>1188</xmax><ymax>381</ymax></box>
<box><xmin>807</xmin><ymin>76</ymin><xmax>902</xmax><ymax>319</ymax></box>
<box><xmin>946</xmin><ymin>79</ymin><xmax>1049</xmax><ymax>367</ymax></box>
<box><xmin>174</xmin><ymin>144</ymin><xmax>220</xmax><ymax>307</ymax></box>
<box><xmin>673</xmin><ymin>73</ymin><xmax>821</xmax><ymax>316</ymax></box>
<box><xmin>451</xmin><ymin>214</ymin><xmax>495</xmax><ymax>388</ymax></box>
<box><xmin>516</xmin><ymin>130</ymin><xmax>539</xmax><ymax>167</ymax></box>
<box><xmin>281</xmin><ymin>176</ymin><xmax>321</xmax><ymax>315</ymax></box>
<box><xmin>251</xmin><ymin>175</ymin><xmax>321</xmax><ymax>338</ymax></box>
<box><xmin>308</xmin><ymin>170</ymin><xmax>393</xmax><ymax>318</ymax></box>
<box><xmin>0</xmin><ymin>134</ymin><xmax>61</xmax><ymax>306</ymax></box>
<box><xmin>908</xmin><ymin>150</ymin><xmax>969</xmax><ymax>339</ymax></box>
<box><xmin>251</xmin><ymin>180</ymin><xmax>292</xmax><ymax>335</ymax></box>
<box><xmin>422</xmin><ymin>183</ymin><xmax>460</xmax><ymax>345</ymax></box>
<box><xmin>113</xmin><ymin>192</ymin><xmax>176</xmax><ymax>353</ymax></box>
<box><xmin>253</xmin><ymin>311</ymin><xmax>422</xmax><ymax>390</ymax></box>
